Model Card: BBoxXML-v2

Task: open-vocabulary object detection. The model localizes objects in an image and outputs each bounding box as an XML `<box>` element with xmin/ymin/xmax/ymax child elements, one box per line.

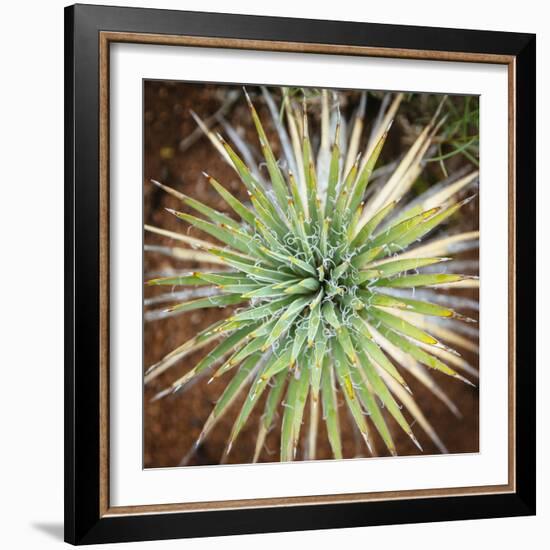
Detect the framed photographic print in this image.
<box><xmin>64</xmin><ymin>3</ymin><xmax>536</xmax><ymax>545</ymax></box>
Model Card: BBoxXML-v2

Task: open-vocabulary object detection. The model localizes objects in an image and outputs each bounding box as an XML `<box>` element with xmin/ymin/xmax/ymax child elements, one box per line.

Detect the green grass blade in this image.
<box><xmin>229</xmin><ymin>296</ymin><xmax>295</xmax><ymax>322</ymax></box>
<box><xmin>260</xmin><ymin>345</ymin><xmax>293</xmax><ymax>381</ymax></box>
<box><xmin>393</xmin><ymin>196</ymin><xmax>476</xmax><ymax>250</ymax></box>
<box><xmin>332</xmin><ymin>340</ymin><xmax>373</xmax><ymax>453</ymax></box>
<box><xmin>348</xmin><ymin>358</ymin><xmax>396</xmax><ymax>455</ymax></box>
<box><xmin>287</xmin><ymin>170</ymin><xmax>306</xmax><ymax>217</ymax></box>
<box><xmin>367</xmin><ymin>306</ymin><xmax>439</xmax><ymax>346</ymax></box>
<box><xmin>372</xmin><ymin>294</ymin><xmax>467</xmax><ymax>319</ymax></box>
<box><xmin>259</xmin><ymin>246</ymin><xmax>318</xmax><ymax>277</ymax></box>
<box><xmin>350</xmin><ymin>246</ymin><xmax>385</xmax><ymax>269</ymax></box>
<box><xmin>347</xmin><ymin>122</ymin><xmax>391</xmax><ymax>213</ymax></box>
<box><xmin>355</xmin><ymin>289</ymin><xmax>408</xmax><ymax>309</ymax></box>
<box><xmin>367</xmin><ymin>207</ymin><xmax>440</xmax><ymax>250</ymax></box>
<box><xmin>226</xmin><ymin>356</ymin><xmax>277</xmax><ymax>454</ymax></box>
<box><xmin>262</xmin><ymin>295</ymin><xmax>313</xmax><ymax>350</ymax></box>
<box><xmin>206</xmin><ymin>174</ymin><xmax>256</xmax><ymax>227</ymax></box>
<box><xmin>219</xmin><ymin>133</ymin><xmax>289</xmax><ymax>229</ymax></box>
<box><xmin>302</xmin><ymin>109</ymin><xmax>320</xmax><ymax>227</ymax></box>
<box><xmin>242</xmin><ymin>283</ymin><xmax>289</xmax><ymax>299</ymax></box>
<box><xmin>351</xmin><ymin>200</ymin><xmax>398</xmax><ymax>248</ymax></box>
<box><xmin>171</xmin><ymin>211</ymin><xmax>254</xmax><ymax>256</ymax></box>
<box><xmin>208</xmin><ymin>250</ymin><xmax>292</xmax><ymax>282</ymax></box>
<box><xmin>150</xmin><ymin>178</ymin><xmax>241</xmax><ymax>230</ymax></box>
<box><xmin>187</xmin><ymin>352</ymin><xmax>262</xmax><ymax>458</ymax></box>
<box><xmin>166</xmin><ymin>293</ymin><xmax>245</xmax><ymax>315</ymax></box>
<box><xmin>213</xmin><ymin>337</ymin><xmax>268</xmax><ymax>380</ymax></box>
<box><xmin>253</xmin><ymin>369</ymin><xmax>287</xmax><ymax>462</ymax></box>
<box><xmin>280</xmin><ymin>367</ymin><xmax>300</xmax><ymax>461</ymax></box>
<box><xmin>359</xmin><ymin>257</ymin><xmax>451</xmax><ymax>281</ymax></box>
<box><xmin>321</xmin><ymin>356</ymin><xmax>343</xmax><ymax>459</ymax></box>
<box><xmin>291</xmin><ymin>361</ymin><xmax>311</xmax><ymax>458</ymax></box>
<box><xmin>373</xmin><ymin>273</ymin><xmax>476</xmax><ymax>288</ymax></box>
<box><xmin>333</xmin><ymin>159</ymin><xmax>359</xmax><ymax>228</ymax></box>
<box><xmin>194</xmin><ymin>272</ymin><xmax>250</xmax><ymax>286</ymax></box>
<box><xmin>194</xmin><ymin>323</ymin><xmax>259</xmax><ymax>375</ymax></box>
<box><xmin>324</xmin><ymin>124</ymin><xmax>341</xmax><ymax>216</ymax></box>
<box><xmin>291</xmin><ymin>323</ymin><xmax>309</xmax><ymax>367</ymax></box>
<box><xmin>307</xmin><ymin>298</ymin><xmax>322</xmax><ymax>347</ymax></box>
<box><xmin>245</xmin><ymin>90</ymin><xmax>290</xmax><ymax>210</ymax></box>
<box><xmin>351</xmin><ymin>315</ymin><xmax>408</xmax><ymax>388</ymax></box>
<box><xmin>218</xmin><ymin>284</ymin><xmax>263</xmax><ymax>295</ymax></box>
<box><xmin>311</xmin><ymin>331</ymin><xmax>328</xmax><ymax>397</ymax></box>
<box><xmin>146</xmin><ymin>273</ymin><xmax>211</xmax><ymax>286</ymax></box>
<box><xmin>249</xmin><ymin>194</ymin><xmax>289</xmax><ymax>238</ymax></box>
<box><xmin>376</xmin><ymin>325</ymin><xmax>474</xmax><ymax>386</ymax></box>
<box><xmin>145</xmin><ymin>319</ymin><xmax>226</xmax><ymax>385</ymax></box>
<box><xmin>284</xmin><ymin>278</ymin><xmax>320</xmax><ymax>295</ymax></box>
<box><xmin>200</xmin><ymin>352</ymin><xmax>261</xmax><ymax>439</ymax></box>
<box><xmin>354</xmin><ymin>342</ymin><xmax>420</xmax><ymax>450</ymax></box>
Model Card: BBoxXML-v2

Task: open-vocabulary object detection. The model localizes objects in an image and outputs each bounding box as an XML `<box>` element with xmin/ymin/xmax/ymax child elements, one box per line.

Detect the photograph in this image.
<box><xmin>143</xmin><ymin>82</ymin><xmax>480</xmax><ymax>468</ymax></box>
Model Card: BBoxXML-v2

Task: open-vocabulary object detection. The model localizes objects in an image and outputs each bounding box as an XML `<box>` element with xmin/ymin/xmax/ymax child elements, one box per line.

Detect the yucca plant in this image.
<box><xmin>145</xmin><ymin>87</ymin><xmax>479</xmax><ymax>464</ymax></box>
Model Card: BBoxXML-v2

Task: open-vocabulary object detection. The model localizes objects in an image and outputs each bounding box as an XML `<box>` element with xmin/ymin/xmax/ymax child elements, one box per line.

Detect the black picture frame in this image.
<box><xmin>65</xmin><ymin>3</ymin><xmax>536</xmax><ymax>545</ymax></box>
